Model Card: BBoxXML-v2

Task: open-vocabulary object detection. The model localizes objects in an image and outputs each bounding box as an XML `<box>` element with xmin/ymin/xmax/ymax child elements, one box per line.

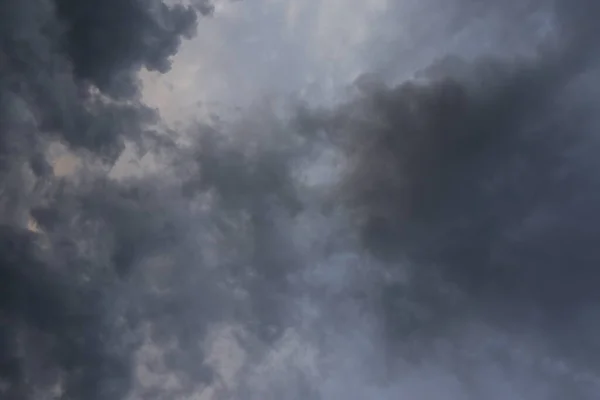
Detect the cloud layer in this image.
<box><xmin>1</xmin><ymin>0</ymin><xmax>600</xmax><ymax>399</ymax></box>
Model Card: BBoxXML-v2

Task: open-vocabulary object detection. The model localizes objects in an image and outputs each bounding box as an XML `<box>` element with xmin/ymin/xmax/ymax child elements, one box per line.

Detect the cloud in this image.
<box><xmin>0</xmin><ymin>0</ymin><xmax>217</xmax><ymax>398</ymax></box>
<box><xmin>295</xmin><ymin>0</ymin><xmax>600</xmax><ymax>375</ymax></box>
<box><xmin>2</xmin><ymin>0</ymin><xmax>600</xmax><ymax>399</ymax></box>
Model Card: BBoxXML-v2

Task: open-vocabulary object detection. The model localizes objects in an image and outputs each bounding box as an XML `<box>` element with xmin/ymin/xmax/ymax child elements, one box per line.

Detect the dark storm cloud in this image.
<box><xmin>54</xmin><ymin>0</ymin><xmax>202</xmax><ymax>97</ymax></box>
<box><xmin>0</xmin><ymin>226</ymin><xmax>130</xmax><ymax>399</ymax></box>
<box><xmin>0</xmin><ymin>137</ymin><xmax>304</xmax><ymax>399</ymax></box>
<box><xmin>0</xmin><ymin>73</ymin><xmax>302</xmax><ymax>400</ymax></box>
<box><xmin>0</xmin><ymin>0</ymin><xmax>214</xmax><ymax>160</ymax></box>
<box><xmin>278</xmin><ymin>1</ymin><xmax>600</xmax><ymax>396</ymax></box>
<box><xmin>2</xmin><ymin>0</ymin><xmax>600</xmax><ymax>398</ymax></box>
<box><xmin>293</xmin><ymin>0</ymin><xmax>600</xmax><ymax>373</ymax></box>
<box><xmin>0</xmin><ymin>0</ymin><xmax>224</xmax><ymax>398</ymax></box>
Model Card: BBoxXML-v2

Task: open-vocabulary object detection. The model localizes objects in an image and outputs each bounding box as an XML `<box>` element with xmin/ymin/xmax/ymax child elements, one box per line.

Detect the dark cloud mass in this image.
<box><xmin>295</xmin><ymin>0</ymin><xmax>600</xmax><ymax>395</ymax></box>
<box><xmin>0</xmin><ymin>0</ymin><xmax>219</xmax><ymax>398</ymax></box>
<box><xmin>54</xmin><ymin>0</ymin><xmax>199</xmax><ymax>97</ymax></box>
<box><xmin>2</xmin><ymin>0</ymin><xmax>600</xmax><ymax>399</ymax></box>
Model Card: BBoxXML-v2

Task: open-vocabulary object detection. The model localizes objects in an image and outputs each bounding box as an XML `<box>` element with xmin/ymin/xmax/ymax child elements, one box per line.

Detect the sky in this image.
<box><xmin>1</xmin><ymin>0</ymin><xmax>600</xmax><ymax>399</ymax></box>
<box><xmin>141</xmin><ymin>0</ymin><xmax>550</xmax><ymax>123</ymax></box>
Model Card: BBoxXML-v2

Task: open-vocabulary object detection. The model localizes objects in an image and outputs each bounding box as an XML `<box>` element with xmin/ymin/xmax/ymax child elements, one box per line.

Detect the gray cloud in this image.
<box><xmin>2</xmin><ymin>0</ymin><xmax>600</xmax><ymax>399</ymax></box>
<box><xmin>294</xmin><ymin>0</ymin><xmax>600</xmax><ymax>383</ymax></box>
<box><xmin>0</xmin><ymin>0</ymin><xmax>217</xmax><ymax>398</ymax></box>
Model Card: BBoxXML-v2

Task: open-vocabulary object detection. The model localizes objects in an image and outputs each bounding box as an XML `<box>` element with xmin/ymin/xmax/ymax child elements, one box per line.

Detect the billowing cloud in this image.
<box><xmin>0</xmin><ymin>0</ymin><xmax>215</xmax><ymax>398</ymax></box>
<box><xmin>293</xmin><ymin>0</ymin><xmax>600</xmax><ymax>396</ymax></box>
<box><xmin>2</xmin><ymin>0</ymin><xmax>600</xmax><ymax>399</ymax></box>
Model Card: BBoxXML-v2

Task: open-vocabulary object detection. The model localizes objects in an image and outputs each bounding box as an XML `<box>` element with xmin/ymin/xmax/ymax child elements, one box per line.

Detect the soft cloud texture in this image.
<box><xmin>2</xmin><ymin>0</ymin><xmax>600</xmax><ymax>399</ymax></box>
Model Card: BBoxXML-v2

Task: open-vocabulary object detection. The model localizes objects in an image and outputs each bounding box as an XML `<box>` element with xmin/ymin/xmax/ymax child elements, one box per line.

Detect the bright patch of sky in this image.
<box><xmin>142</xmin><ymin>0</ymin><xmax>394</xmax><ymax>124</ymax></box>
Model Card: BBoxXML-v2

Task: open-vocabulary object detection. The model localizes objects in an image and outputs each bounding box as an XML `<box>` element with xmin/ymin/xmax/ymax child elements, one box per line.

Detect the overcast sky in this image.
<box><xmin>143</xmin><ymin>0</ymin><xmax>389</xmax><ymax>120</ymax></box>
<box><xmin>142</xmin><ymin>0</ymin><xmax>552</xmax><ymax>126</ymax></box>
<box><xmin>2</xmin><ymin>0</ymin><xmax>600</xmax><ymax>399</ymax></box>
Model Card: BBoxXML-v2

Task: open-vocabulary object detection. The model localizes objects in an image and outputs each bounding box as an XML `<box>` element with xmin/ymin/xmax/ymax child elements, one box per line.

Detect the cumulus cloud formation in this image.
<box><xmin>1</xmin><ymin>0</ymin><xmax>600</xmax><ymax>399</ymax></box>
<box><xmin>341</xmin><ymin>0</ymin><xmax>600</xmax><ymax>319</ymax></box>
